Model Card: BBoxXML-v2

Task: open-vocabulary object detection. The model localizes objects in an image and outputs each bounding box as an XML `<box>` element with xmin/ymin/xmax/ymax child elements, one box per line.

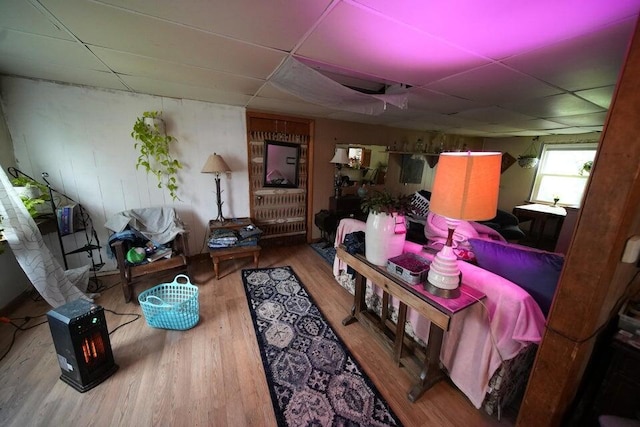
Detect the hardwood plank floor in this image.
<box><xmin>0</xmin><ymin>244</ymin><xmax>514</xmax><ymax>426</ymax></box>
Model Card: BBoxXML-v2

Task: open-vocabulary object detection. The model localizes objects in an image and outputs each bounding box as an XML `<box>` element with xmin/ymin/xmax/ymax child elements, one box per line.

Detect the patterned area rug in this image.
<box><xmin>241</xmin><ymin>266</ymin><xmax>402</xmax><ymax>427</ymax></box>
<box><xmin>310</xmin><ymin>241</ymin><xmax>336</xmax><ymax>266</ymax></box>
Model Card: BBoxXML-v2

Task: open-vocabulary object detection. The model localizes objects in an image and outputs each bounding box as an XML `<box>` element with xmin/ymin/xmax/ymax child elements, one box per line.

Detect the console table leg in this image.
<box><xmin>394</xmin><ymin>302</ymin><xmax>407</xmax><ymax>366</ymax></box>
<box><xmin>407</xmin><ymin>324</ymin><xmax>445</xmax><ymax>402</ymax></box>
<box><xmin>342</xmin><ymin>272</ymin><xmax>366</xmax><ymax>326</ymax></box>
<box><xmin>342</xmin><ymin>305</ymin><xmax>357</xmax><ymax>326</ymax></box>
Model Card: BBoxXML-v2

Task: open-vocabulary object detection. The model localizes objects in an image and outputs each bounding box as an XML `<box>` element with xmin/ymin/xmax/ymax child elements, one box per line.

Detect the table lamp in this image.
<box><xmin>425</xmin><ymin>152</ymin><xmax>502</xmax><ymax>298</ymax></box>
<box><xmin>202</xmin><ymin>153</ymin><xmax>231</xmax><ymax>222</ymax></box>
<box><xmin>330</xmin><ymin>148</ymin><xmax>349</xmax><ymax>197</ymax></box>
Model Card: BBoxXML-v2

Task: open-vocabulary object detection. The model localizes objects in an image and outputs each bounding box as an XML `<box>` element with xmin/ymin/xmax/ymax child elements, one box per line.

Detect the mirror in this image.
<box><xmin>336</xmin><ymin>144</ymin><xmax>388</xmax><ymax>186</ymax></box>
<box><xmin>264</xmin><ymin>140</ymin><xmax>300</xmax><ymax>188</ymax></box>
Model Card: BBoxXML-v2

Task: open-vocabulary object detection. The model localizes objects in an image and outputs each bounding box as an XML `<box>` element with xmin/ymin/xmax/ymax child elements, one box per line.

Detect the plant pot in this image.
<box><xmin>143</xmin><ymin>116</ymin><xmax>165</xmax><ymax>134</ymax></box>
<box><xmin>14</xmin><ymin>186</ymin><xmax>41</xmax><ymax>199</ymax></box>
<box><xmin>517</xmin><ymin>157</ymin><xmax>539</xmax><ymax>169</ymax></box>
<box><xmin>365</xmin><ymin>211</ymin><xmax>406</xmax><ymax>266</ymax></box>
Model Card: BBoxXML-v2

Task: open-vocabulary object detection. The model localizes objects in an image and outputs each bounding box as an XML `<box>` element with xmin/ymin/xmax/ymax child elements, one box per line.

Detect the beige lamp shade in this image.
<box><xmin>201</xmin><ymin>153</ymin><xmax>231</xmax><ymax>174</ymax></box>
<box><xmin>330</xmin><ymin>148</ymin><xmax>349</xmax><ymax>164</ymax></box>
<box><xmin>429</xmin><ymin>152</ymin><xmax>502</xmax><ymax>221</ymax></box>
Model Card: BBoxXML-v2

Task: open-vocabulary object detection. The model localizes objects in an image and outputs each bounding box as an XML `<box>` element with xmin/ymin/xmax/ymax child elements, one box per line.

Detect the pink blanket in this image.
<box><xmin>332</xmin><ymin>218</ymin><xmax>545</xmax><ymax>408</ymax></box>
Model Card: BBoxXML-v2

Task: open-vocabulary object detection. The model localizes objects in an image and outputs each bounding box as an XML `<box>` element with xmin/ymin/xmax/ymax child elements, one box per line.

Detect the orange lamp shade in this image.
<box><xmin>429</xmin><ymin>152</ymin><xmax>502</xmax><ymax>221</ymax></box>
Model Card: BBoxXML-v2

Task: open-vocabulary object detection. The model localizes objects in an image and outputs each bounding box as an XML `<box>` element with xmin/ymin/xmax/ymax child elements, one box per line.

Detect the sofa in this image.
<box><xmin>332</xmin><ymin>217</ymin><xmax>563</xmax><ymax>416</ymax></box>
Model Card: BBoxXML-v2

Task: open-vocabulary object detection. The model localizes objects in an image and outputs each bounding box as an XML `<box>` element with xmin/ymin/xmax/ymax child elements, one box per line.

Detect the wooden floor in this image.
<box><xmin>0</xmin><ymin>244</ymin><xmax>515</xmax><ymax>427</ymax></box>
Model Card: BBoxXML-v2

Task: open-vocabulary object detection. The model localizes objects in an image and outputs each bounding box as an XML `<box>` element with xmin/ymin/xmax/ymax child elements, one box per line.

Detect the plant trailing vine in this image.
<box><xmin>131</xmin><ymin>111</ymin><xmax>182</xmax><ymax>201</ymax></box>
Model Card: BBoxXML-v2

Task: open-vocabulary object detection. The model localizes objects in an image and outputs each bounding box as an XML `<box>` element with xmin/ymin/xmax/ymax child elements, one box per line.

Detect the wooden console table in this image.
<box><xmin>336</xmin><ymin>245</ymin><xmax>483</xmax><ymax>402</ymax></box>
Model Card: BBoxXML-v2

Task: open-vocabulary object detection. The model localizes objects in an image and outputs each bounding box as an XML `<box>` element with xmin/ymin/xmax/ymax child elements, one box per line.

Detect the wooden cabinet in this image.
<box><xmin>246</xmin><ymin>111</ymin><xmax>314</xmax><ymax>244</ymax></box>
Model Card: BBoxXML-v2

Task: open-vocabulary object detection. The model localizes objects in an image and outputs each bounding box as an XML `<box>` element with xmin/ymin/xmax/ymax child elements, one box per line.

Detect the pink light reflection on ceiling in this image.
<box><xmin>350</xmin><ymin>0</ymin><xmax>640</xmax><ymax>59</ymax></box>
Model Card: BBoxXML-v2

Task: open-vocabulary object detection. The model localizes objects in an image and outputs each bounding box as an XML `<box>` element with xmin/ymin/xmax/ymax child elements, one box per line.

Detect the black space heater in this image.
<box><xmin>47</xmin><ymin>299</ymin><xmax>118</xmax><ymax>392</ymax></box>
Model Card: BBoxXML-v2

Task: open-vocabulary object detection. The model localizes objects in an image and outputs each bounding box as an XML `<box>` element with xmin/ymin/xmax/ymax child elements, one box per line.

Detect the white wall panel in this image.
<box><xmin>0</xmin><ymin>77</ymin><xmax>248</xmax><ymax>273</ymax></box>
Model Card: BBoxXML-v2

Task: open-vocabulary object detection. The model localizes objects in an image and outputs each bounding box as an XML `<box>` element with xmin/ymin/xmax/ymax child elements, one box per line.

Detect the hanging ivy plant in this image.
<box><xmin>131</xmin><ymin>111</ymin><xmax>183</xmax><ymax>201</ymax></box>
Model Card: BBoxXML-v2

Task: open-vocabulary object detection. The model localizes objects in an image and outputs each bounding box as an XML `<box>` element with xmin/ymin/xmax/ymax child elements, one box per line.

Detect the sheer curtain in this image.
<box><xmin>0</xmin><ymin>167</ymin><xmax>91</xmax><ymax>307</ymax></box>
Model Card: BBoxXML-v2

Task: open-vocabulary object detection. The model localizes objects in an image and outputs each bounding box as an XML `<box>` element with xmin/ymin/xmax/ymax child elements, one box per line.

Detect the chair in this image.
<box><xmin>107</xmin><ymin>208</ymin><xmax>191</xmax><ymax>303</ymax></box>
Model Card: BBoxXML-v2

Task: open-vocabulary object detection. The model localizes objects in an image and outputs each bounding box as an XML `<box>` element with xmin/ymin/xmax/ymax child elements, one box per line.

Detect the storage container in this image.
<box><xmin>138</xmin><ymin>274</ymin><xmax>199</xmax><ymax>330</ymax></box>
<box><xmin>386</xmin><ymin>253</ymin><xmax>430</xmax><ymax>284</ymax></box>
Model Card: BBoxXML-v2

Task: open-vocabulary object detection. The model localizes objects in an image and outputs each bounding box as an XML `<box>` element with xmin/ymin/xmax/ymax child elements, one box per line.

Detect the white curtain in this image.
<box><xmin>269</xmin><ymin>57</ymin><xmax>409</xmax><ymax>115</ymax></box>
<box><xmin>0</xmin><ymin>167</ymin><xmax>91</xmax><ymax>307</ymax></box>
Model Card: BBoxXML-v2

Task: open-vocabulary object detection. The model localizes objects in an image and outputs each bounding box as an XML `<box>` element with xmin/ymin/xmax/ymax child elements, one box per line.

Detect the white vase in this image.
<box><xmin>365</xmin><ymin>211</ymin><xmax>406</xmax><ymax>266</ymax></box>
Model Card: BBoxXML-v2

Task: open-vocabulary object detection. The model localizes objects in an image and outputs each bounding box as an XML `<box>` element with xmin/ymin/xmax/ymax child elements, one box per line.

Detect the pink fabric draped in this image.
<box><xmin>332</xmin><ymin>218</ymin><xmax>545</xmax><ymax>408</ymax></box>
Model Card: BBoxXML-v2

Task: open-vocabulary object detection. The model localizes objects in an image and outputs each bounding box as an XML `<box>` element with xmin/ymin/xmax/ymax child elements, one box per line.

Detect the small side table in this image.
<box><xmin>208</xmin><ymin>217</ymin><xmax>261</xmax><ymax>279</ymax></box>
<box><xmin>209</xmin><ymin>245</ymin><xmax>261</xmax><ymax>279</ymax></box>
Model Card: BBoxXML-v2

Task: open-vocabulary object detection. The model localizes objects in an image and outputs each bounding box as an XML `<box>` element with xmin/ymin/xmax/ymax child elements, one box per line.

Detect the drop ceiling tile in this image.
<box><xmin>0</xmin><ymin>56</ymin><xmax>129</xmax><ymax>91</ymax></box>
<box><xmin>408</xmin><ymin>88</ymin><xmax>485</xmax><ymax>115</ymax></box>
<box><xmin>100</xmin><ymin>0</ymin><xmax>332</xmax><ymax>50</ymax></box>
<box><xmin>248</xmin><ymin>96</ymin><xmax>335</xmax><ymax>117</ymax></box>
<box><xmin>503</xmin><ymin>18</ymin><xmax>636</xmax><ymax>91</ymax></box>
<box><xmin>427</xmin><ymin>63</ymin><xmax>562</xmax><ymax>104</ymax></box>
<box><xmin>0</xmin><ymin>30</ymin><xmax>109</xmax><ymax>71</ymax></box>
<box><xmin>500</xmin><ymin>118</ymin><xmax>569</xmax><ymax>131</ymax></box>
<box><xmin>92</xmin><ymin>48</ymin><xmax>264</xmax><ymax>95</ymax></box>
<box><xmin>453</xmin><ymin>106</ymin><xmax>537</xmax><ymax>123</ymax></box>
<box><xmin>578</xmin><ymin>126</ymin><xmax>604</xmax><ymax>133</ymax></box>
<box><xmin>547</xmin><ymin>127</ymin><xmax>596</xmax><ymax>135</ymax></box>
<box><xmin>503</xmin><ymin>130</ymin><xmax>554</xmax><ymax>137</ymax></box>
<box><xmin>470</xmin><ymin>124</ymin><xmax>527</xmax><ymax>133</ymax></box>
<box><xmin>297</xmin><ymin>1</ymin><xmax>490</xmax><ymax>87</ymax></box>
<box><xmin>575</xmin><ymin>85</ymin><xmax>616</xmax><ymax>109</ymax></box>
<box><xmin>504</xmin><ymin>93</ymin><xmax>605</xmax><ymax>118</ymax></box>
<box><xmin>121</xmin><ymin>75</ymin><xmax>252</xmax><ymax>106</ymax></box>
<box><xmin>354</xmin><ymin>0</ymin><xmax>640</xmax><ymax>59</ymax></box>
<box><xmin>41</xmin><ymin>0</ymin><xmax>286</xmax><ymax>79</ymax></box>
<box><xmin>0</xmin><ymin>1</ymin><xmax>75</xmax><ymax>40</ymax></box>
<box><xmin>548</xmin><ymin>111</ymin><xmax>608</xmax><ymax>127</ymax></box>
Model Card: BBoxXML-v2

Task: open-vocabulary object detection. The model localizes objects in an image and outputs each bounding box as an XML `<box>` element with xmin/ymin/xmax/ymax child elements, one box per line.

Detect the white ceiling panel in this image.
<box><xmin>1</xmin><ymin>0</ymin><xmax>639</xmax><ymax>137</ymax></box>
<box><xmin>99</xmin><ymin>0</ymin><xmax>333</xmax><ymax>50</ymax></box>
<box><xmin>503</xmin><ymin>18</ymin><xmax>636</xmax><ymax>92</ymax></box>
<box><xmin>247</xmin><ymin>96</ymin><xmax>335</xmax><ymax>118</ymax></box>
<box><xmin>575</xmin><ymin>86</ymin><xmax>616</xmax><ymax>109</ymax></box>
<box><xmin>41</xmin><ymin>0</ymin><xmax>286</xmax><ymax>78</ymax></box>
<box><xmin>297</xmin><ymin>1</ymin><xmax>490</xmax><ymax>87</ymax></box>
<box><xmin>408</xmin><ymin>88</ymin><xmax>484</xmax><ymax>115</ymax></box>
<box><xmin>452</xmin><ymin>107</ymin><xmax>537</xmax><ymax>124</ymax></box>
<box><xmin>92</xmin><ymin>47</ymin><xmax>264</xmax><ymax>95</ymax></box>
<box><xmin>353</xmin><ymin>0</ymin><xmax>640</xmax><ymax>59</ymax></box>
<box><xmin>426</xmin><ymin>63</ymin><xmax>562</xmax><ymax>104</ymax></box>
<box><xmin>0</xmin><ymin>1</ymin><xmax>74</xmax><ymax>40</ymax></box>
<box><xmin>121</xmin><ymin>75</ymin><xmax>253</xmax><ymax>106</ymax></box>
<box><xmin>547</xmin><ymin>111</ymin><xmax>609</xmax><ymax>127</ymax></box>
<box><xmin>0</xmin><ymin>57</ymin><xmax>129</xmax><ymax>91</ymax></box>
<box><xmin>504</xmin><ymin>93</ymin><xmax>606</xmax><ymax>118</ymax></box>
<box><xmin>0</xmin><ymin>30</ymin><xmax>109</xmax><ymax>71</ymax></box>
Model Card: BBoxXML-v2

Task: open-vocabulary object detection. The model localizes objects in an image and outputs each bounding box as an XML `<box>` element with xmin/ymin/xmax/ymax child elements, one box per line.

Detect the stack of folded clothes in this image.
<box><xmin>208</xmin><ymin>225</ymin><xmax>262</xmax><ymax>249</ymax></box>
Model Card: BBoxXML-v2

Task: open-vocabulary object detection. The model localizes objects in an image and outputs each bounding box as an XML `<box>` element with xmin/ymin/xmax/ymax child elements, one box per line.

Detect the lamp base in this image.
<box><xmin>423</xmin><ymin>279</ymin><xmax>461</xmax><ymax>299</ymax></box>
<box><xmin>424</xmin><ymin>223</ymin><xmax>461</xmax><ymax>299</ymax></box>
<box><xmin>215</xmin><ymin>175</ymin><xmax>225</xmax><ymax>223</ymax></box>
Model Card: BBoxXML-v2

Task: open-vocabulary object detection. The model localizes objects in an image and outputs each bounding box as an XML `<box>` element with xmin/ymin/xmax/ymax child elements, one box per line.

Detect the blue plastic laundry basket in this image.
<box><xmin>138</xmin><ymin>274</ymin><xmax>199</xmax><ymax>330</ymax></box>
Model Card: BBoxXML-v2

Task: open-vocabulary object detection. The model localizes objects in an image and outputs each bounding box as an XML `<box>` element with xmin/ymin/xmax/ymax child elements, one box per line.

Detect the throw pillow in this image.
<box><xmin>468</xmin><ymin>238</ymin><xmax>564</xmax><ymax>316</ymax></box>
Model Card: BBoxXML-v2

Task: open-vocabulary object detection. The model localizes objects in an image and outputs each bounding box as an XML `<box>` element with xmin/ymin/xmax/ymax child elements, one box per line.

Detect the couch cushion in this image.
<box><xmin>468</xmin><ymin>238</ymin><xmax>564</xmax><ymax>316</ymax></box>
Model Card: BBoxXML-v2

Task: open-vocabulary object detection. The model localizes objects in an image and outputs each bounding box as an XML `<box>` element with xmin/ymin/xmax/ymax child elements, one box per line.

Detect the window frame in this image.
<box><xmin>529</xmin><ymin>142</ymin><xmax>598</xmax><ymax>207</ymax></box>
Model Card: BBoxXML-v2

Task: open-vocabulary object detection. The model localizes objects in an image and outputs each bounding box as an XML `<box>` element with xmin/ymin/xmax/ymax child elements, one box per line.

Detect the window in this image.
<box><xmin>530</xmin><ymin>142</ymin><xmax>597</xmax><ymax>207</ymax></box>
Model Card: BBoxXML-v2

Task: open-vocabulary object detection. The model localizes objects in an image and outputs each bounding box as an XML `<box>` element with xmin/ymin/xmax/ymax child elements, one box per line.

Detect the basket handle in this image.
<box><xmin>143</xmin><ymin>295</ymin><xmax>170</xmax><ymax>307</ymax></box>
<box><xmin>172</xmin><ymin>274</ymin><xmax>192</xmax><ymax>286</ymax></box>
